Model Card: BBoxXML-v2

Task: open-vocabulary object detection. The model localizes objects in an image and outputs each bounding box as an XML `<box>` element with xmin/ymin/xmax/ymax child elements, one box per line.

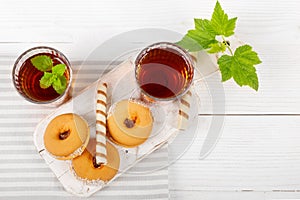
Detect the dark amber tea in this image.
<box><xmin>13</xmin><ymin>47</ymin><xmax>72</xmax><ymax>105</ymax></box>
<box><xmin>135</xmin><ymin>42</ymin><xmax>194</xmax><ymax>100</ymax></box>
<box><xmin>18</xmin><ymin>53</ymin><xmax>69</xmax><ymax>101</ymax></box>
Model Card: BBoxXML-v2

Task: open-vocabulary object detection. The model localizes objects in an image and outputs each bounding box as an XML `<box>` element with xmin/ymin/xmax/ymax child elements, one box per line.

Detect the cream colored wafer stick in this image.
<box><xmin>178</xmin><ymin>90</ymin><xmax>192</xmax><ymax>130</ymax></box>
<box><xmin>95</xmin><ymin>82</ymin><xmax>108</xmax><ymax>166</ymax></box>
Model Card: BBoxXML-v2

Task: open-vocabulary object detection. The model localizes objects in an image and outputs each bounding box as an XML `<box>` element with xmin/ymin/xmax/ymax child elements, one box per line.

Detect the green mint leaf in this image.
<box><xmin>52</xmin><ymin>64</ymin><xmax>66</xmax><ymax>76</ymax></box>
<box><xmin>52</xmin><ymin>75</ymin><xmax>67</xmax><ymax>95</ymax></box>
<box><xmin>208</xmin><ymin>42</ymin><xmax>227</xmax><ymax>53</ymax></box>
<box><xmin>39</xmin><ymin>72</ymin><xmax>55</xmax><ymax>89</ymax></box>
<box><xmin>30</xmin><ymin>55</ymin><xmax>53</xmax><ymax>72</ymax></box>
<box><xmin>218</xmin><ymin>44</ymin><xmax>262</xmax><ymax>90</ymax></box>
<box><xmin>211</xmin><ymin>1</ymin><xmax>237</xmax><ymax>37</ymax></box>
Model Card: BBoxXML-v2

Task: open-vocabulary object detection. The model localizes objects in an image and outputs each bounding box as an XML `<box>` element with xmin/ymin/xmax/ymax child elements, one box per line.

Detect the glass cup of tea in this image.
<box><xmin>12</xmin><ymin>46</ymin><xmax>72</xmax><ymax>106</ymax></box>
<box><xmin>135</xmin><ymin>42</ymin><xmax>194</xmax><ymax>101</ymax></box>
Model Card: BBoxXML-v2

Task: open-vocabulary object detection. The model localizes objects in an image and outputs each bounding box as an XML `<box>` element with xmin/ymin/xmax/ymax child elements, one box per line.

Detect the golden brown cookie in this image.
<box><xmin>72</xmin><ymin>140</ymin><xmax>120</xmax><ymax>182</ymax></box>
<box><xmin>107</xmin><ymin>100</ymin><xmax>153</xmax><ymax>147</ymax></box>
<box><xmin>44</xmin><ymin>113</ymin><xmax>90</xmax><ymax>160</ymax></box>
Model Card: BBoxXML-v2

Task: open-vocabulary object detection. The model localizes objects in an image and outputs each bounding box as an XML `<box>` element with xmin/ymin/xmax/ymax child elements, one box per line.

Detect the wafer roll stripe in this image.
<box><xmin>96</xmin><ymin>82</ymin><xmax>108</xmax><ymax>165</ymax></box>
<box><xmin>178</xmin><ymin>90</ymin><xmax>192</xmax><ymax>130</ymax></box>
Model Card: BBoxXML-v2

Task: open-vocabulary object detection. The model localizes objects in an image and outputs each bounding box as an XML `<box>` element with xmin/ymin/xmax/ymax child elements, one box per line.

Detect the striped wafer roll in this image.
<box><xmin>178</xmin><ymin>90</ymin><xmax>192</xmax><ymax>130</ymax></box>
<box><xmin>95</xmin><ymin>82</ymin><xmax>108</xmax><ymax>166</ymax></box>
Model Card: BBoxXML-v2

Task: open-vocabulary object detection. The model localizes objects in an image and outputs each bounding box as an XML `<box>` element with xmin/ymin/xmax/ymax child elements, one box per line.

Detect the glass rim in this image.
<box><xmin>134</xmin><ymin>42</ymin><xmax>194</xmax><ymax>102</ymax></box>
<box><xmin>12</xmin><ymin>46</ymin><xmax>73</xmax><ymax>105</ymax></box>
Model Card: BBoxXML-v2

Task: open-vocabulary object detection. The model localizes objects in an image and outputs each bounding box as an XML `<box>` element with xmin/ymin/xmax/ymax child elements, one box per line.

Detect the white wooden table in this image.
<box><xmin>1</xmin><ymin>0</ymin><xmax>300</xmax><ymax>199</ymax></box>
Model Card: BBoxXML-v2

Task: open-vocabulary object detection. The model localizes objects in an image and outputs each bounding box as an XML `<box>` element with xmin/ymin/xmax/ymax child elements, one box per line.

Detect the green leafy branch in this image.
<box><xmin>31</xmin><ymin>55</ymin><xmax>67</xmax><ymax>95</ymax></box>
<box><xmin>176</xmin><ymin>1</ymin><xmax>262</xmax><ymax>91</ymax></box>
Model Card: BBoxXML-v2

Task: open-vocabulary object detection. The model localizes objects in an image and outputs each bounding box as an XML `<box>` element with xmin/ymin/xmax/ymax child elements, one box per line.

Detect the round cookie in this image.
<box><xmin>44</xmin><ymin>113</ymin><xmax>90</xmax><ymax>160</ymax></box>
<box><xmin>72</xmin><ymin>140</ymin><xmax>120</xmax><ymax>182</ymax></box>
<box><xmin>107</xmin><ymin>100</ymin><xmax>153</xmax><ymax>147</ymax></box>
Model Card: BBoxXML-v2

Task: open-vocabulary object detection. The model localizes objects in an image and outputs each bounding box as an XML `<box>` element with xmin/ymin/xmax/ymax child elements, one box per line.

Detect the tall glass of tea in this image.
<box><xmin>12</xmin><ymin>46</ymin><xmax>72</xmax><ymax>106</ymax></box>
<box><xmin>135</xmin><ymin>42</ymin><xmax>194</xmax><ymax>101</ymax></box>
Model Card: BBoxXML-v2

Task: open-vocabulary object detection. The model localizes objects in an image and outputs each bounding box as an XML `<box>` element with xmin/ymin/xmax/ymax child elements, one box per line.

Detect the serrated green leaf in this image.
<box><xmin>187</xmin><ymin>29</ymin><xmax>218</xmax><ymax>49</ymax></box>
<box><xmin>176</xmin><ymin>1</ymin><xmax>261</xmax><ymax>91</ymax></box>
<box><xmin>234</xmin><ymin>44</ymin><xmax>262</xmax><ymax>66</ymax></box>
<box><xmin>187</xmin><ymin>19</ymin><xmax>218</xmax><ymax>49</ymax></box>
<box><xmin>194</xmin><ymin>18</ymin><xmax>216</xmax><ymax>37</ymax></box>
<box><xmin>39</xmin><ymin>72</ymin><xmax>55</xmax><ymax>89</ymax></box>
<box><xmin>211</xmin><ymin>1</ymin><xmax>237</xmax><ymax>37</ymax></box>
<box><xmin>218</xmin><ymin>55</ymin><xmax>233</xmax><ymax>81</ymax></box>
<box><xmin>52</xmin><ymin>75</ymin><xmax>67</xmax><ymax>95</ymax></box>
<box><xmin>176</xmin><ymin>18</ymin><xmax>218</xmax><ymax>51</ymax></box>
<box><xmin>225</xmin><ymin>17</ymin><xmax>238</xmax><ymax>36</ymax></box>
<box><xmin>231</xmin><ymin>65</ymin><xmax>259</xmax><ymax>91</ymax></box>
<box><xmin>217</xmin><ymin>44</ymin><xmax>261</xmax><ymax>91</ymax></box>
<box><xmin>31</xmin><ymin>55</ymin><xmax>53</xmax><ymax>72</ymax></box>
<box><xmin>208</xmin><ymin>42</ymin><xmax>227</xmax><ymax>53</ymax></box>
<box><xmin>52</xmin><ymin>64</ymin><xmax>66</xmax><ymax>76</ymax></box>
<box><xmin>175</xmin><ymin>35</ymin><xmax>203</xmax><ymax>52</ymax></box>
<box><xmin>177</xmin><ymin>1</ymin><xmax>237</xmax><ymax>52</ymax></box>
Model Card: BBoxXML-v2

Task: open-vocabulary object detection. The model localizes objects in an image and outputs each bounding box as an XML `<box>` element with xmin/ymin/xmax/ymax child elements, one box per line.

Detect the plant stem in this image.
<box><xmin>222</xmin><ymin>35</ymin><xmax>234</xmax><ymax>56</ymax></box>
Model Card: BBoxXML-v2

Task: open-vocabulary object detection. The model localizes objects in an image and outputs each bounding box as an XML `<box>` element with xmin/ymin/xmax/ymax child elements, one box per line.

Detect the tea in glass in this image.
<box><xmin>12</xmin><ymin>46</ymin><xmax>72</xmax><ymax>105</ymax></box>
<box><xmin>135</xmin><ymin>42</ymin><xmax>194</xmax><ymax>101</ymax></box>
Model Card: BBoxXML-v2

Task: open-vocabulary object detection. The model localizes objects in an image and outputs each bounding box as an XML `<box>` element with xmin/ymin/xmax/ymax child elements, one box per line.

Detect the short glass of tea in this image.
<box><xmin>135</xmin><ymin>42</ymin><xmax>194</xmax><ymax>101</ymax></box>
<box><xmin>12</xmin><ymin>46</ymin><xmax>72</xmax><ymax>106</ymax></box>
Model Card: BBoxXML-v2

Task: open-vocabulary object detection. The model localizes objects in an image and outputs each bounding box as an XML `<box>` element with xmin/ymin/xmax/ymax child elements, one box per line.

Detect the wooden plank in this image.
<box><xmin>0</xmin><ymin>0</ymin><xmax>298</xmax><ymax>31</ymax></box>
<box><xmin>169</xmin><ymin>116</ymin><xmax>300</xmax><ymax>191</ymax></box>
<box><xmin>0</xmin><ymin>0</ymin><xmax>298</xmax><ymax>57</ymax></box>
<box><xmin>195</xmin><ymin>43</ymin><xmax>300</xmax><ymax>114</ymax></box>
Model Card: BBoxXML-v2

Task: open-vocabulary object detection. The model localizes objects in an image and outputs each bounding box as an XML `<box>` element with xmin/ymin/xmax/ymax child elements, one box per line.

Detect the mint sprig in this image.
<box><xmin>39</xmin><ymin>72</ymin><xmax>55</xmax><ymax>89</ymax></box>
<box><xmin>31</xmin><ymin>55</ymin><xmax>67</xmax><ymax>95</ymax></box>
<box><xmin>176</xmin><ymin>1</ymin><xmax>262</xmax><ymax>91</ymax></box>
<box><xmin>30</xmin><ymin>55</ymin><xmax>53</xmax><ymax>72</ymax></box>
<box><xmin>52</xmin><ymin>75</ymin><xmax>67</xmax><ymax>95</ymax></box>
